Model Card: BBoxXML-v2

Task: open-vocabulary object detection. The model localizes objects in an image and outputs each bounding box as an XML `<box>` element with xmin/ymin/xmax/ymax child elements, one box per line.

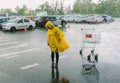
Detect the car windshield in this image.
<box><xmin>0</xmin><ymin>18</ymin><xmax>8</xmax><ymax>23</ymax></box>
<box><xmin>7</xmin><ymin>18</ymin><xmax>20</xmax><ymax>23</ymax></box>
<box><xmin>40</xmin><ymin>16</ymin><xmax>48</xmax><ymax>20</ymax></box>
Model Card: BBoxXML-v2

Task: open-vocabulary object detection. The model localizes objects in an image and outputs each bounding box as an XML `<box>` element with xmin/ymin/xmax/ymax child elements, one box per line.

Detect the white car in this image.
<box><xmin>87</xmin><ymin>14</ymin><xmax>104</xmax><ymax>23</ymax></box>
<box><xmin>2</xmin><ymin>18</ymin><xmax>35</xmax><ymax>32</ymax></box>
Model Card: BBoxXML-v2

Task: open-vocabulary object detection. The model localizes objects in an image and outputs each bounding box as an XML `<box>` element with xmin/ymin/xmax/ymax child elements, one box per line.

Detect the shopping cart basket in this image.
<box><xmin>79</xmin><ymin>28</ymin><xmax>101</xmax><ymax>73</ymax></box>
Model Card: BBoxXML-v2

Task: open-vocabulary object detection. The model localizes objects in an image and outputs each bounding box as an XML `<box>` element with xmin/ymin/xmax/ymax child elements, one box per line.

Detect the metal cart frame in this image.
<box><xmin>79</xmin><ymin>28</ymin><xmax>101</xmax><ymax>73</ymax></box>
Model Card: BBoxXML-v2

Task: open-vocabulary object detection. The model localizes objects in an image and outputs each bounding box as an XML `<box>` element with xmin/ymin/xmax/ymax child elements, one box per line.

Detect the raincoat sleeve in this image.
<box><xmin>54</xmin><ymin>27</ymin><xmax>69</xmax><ymax>52</ymax></box>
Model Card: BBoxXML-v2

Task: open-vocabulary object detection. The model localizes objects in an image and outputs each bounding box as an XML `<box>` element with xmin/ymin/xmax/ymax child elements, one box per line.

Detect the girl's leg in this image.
<box><xmin>56</xmin><ymin>52</ymin><xmax>59</xmax><ymax>63</ymax></box>
<box><xmin>55</xmin><ymin>52</ymin><xmax>59</xmax><ymax>67</ymax></box>
<box><xmin>51</xmin><ymin>51</ymin><xmax>54</xmax><ymax>63</ymax></box>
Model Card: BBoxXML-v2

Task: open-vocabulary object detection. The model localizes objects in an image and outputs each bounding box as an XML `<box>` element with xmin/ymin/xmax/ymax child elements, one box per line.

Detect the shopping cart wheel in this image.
<box><xmin>79</xmin><ymin>49</ymin><xmax>83</xmax><ymax>56</ymax></box>
<box><xmin>95</xmin><ymin>54</ymin><xmax>98</xmax><ymax>62</ymax></box>
<box><xmin>87</xmin><ymin>54</ymin><xmax>91</xmax><ymax>62</ymax></box>
<box><xmin>82</xmin><ymin>64</ymin><xmax>92</xmax><ymax>73</ymax></box>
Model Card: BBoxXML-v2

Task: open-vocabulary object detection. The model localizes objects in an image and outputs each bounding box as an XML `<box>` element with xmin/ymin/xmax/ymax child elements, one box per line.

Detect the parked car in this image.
<box><xmin>86</xmin><ymin>14</ymin><xmax>104</xmax><ymax>23</ymax></box>
<box><xmin>102</xmin><ymin>15</ymin><xmax>114</xmax><ymax>23</ymax></box>
<box><xmin>37</xmin><ymin>16</ymin><xmax>67</xmax><ymax>28</ymax></box>
<box><xmin>33</xmin><ymin>17</ymin><xmax>42</xmax><ymax>27</ymax></box>
<box><xmin>74</xmin><ymin>15</ymin><xmax>88</xmax><ymax>23</ymax></box>
<box><xmin>2</xmin><ymin>18</ymin><xmax>35</xmax><ymax>32</ymax></box>
<box><xmin>51</xmin><ymin>15</ymin><xmax>67</xmax><ymax>27</ymax></box>
<box><xmin>37</xmin><ymin>16</ymin><xmax>48</xmax><ymax>28</ymax></box>
<box><xmin>79</xmin><ymin>15</ymin><xmax>90</xmax><ymax>23</ymax></box>
<box><xmin>0</xmin><ymin>17</ymin><xmax>9</xmax><ymax>30</ymax></box>
<box><xmin>69</xmin><ymin>15</ymin><xmax>82</xmax><ymax>23</ymax></box>
<box><xmin>62</xmin><ymin>15</ymin><xmax>72</xmax><ymax>23</ymax></box>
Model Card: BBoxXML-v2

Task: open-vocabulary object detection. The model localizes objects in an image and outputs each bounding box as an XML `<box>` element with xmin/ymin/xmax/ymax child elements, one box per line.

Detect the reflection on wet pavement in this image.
<box><xmin>82</xmin><ymin>66</ymin><xmax>99</xmax><ymax>83</ymax></box>
<box><xmin>50</xmin><ymin>64</ymin><xmax>69</xmax><ymax>83</ymax></box>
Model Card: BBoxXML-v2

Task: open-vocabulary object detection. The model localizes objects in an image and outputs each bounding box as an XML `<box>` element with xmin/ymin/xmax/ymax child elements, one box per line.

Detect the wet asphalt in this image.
<box><xmin>0</xmin><ymin>20</ymin><xmax>120</xmax><ymax>83</ymax></box>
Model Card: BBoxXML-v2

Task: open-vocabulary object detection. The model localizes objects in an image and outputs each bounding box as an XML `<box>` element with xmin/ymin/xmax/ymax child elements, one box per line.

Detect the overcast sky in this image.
<box><xmin>0</xmin><ymin>0</ymin><xmax>98</xmax><ymax>10</ymax></box>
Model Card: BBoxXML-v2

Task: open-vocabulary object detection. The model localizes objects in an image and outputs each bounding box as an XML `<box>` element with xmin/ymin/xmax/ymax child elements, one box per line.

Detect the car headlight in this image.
<box><xmin>3</xmin><ymin>25</ymin><xmax>6</xmax><ymax>27</ymax></box>
<box><xmin>3</xmin><ymin>24</ymin><xmax>8</xmax><ymax>28</ymax></box>
<box><xmin>2</xmin><ymin>24</ymin><xmax>11</xmax><ymax>30</ymax></box>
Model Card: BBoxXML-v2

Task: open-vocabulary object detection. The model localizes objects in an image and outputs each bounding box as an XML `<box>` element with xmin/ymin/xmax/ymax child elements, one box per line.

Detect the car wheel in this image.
<box><xmin>28</xmin><ymin>25</ymin><xmax>33</xmax><ymax>30</ymax></box>
<box><xmin>11</xmin><ymin>27</ymin><xmax>16</xmax><ymax>32</ymax></box>
<box><xmin>36</xmin><ymin>21</ymin><xmax>39</xmax><ymax>27</ymax></box>
<box><xmin>0</xmin><ymin>26</ymin><xmax>2</xmax><ymax>30</ymax></box>
<box><xmin>95</xmin><ymin>20</ymin><xmax>98</xmax><ymax>24</ymax></box>
<box><xmin>61</xmin><ymin>22</ymin><xmax>66</xmax><ymax>27</ymax></box>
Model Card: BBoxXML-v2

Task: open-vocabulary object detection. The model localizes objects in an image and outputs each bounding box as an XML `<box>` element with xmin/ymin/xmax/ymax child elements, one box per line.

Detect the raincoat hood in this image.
<box><xmin>45</xmin><ymin>21</ymin><xmax>55</xmax><ymax>29</ymax></box>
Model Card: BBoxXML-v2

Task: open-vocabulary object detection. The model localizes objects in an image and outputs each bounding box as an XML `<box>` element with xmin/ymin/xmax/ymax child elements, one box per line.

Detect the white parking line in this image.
<box><xmin>59</xmin><ymin>55</ymin><xmax>68</xmax><ymax>59</ymax></box>
<box><xmin>4</xmin><ymin>55</ymin><xmax>19</xmax><ymax>59</ymax></box>
<box><xmin>0</xmin><ymin>39</ymin><xmax>10</xmax><ymax>42</ymax></box>
<box><xmin>0</xmin><ymin>48</ymin><xmax>39</xmax><ymax>59</ymax></box>
<box><xmin>20</xmin><ymin>63</ymin><xmax>39</xmax><ymax>70</ymax></box>
<box><xmin>0</xmin><ymin>44</ymin><xmax>28</xmax><ymax>51</ymax></box>
<box><xmin>0</xmin><ymin>41</ymin><xmax>18</xmax><ymax>45</ymax></box>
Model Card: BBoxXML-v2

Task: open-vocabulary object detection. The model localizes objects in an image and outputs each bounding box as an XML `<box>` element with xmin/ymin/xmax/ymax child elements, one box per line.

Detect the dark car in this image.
<box><xmin>102</xmin><ymin>15</ymin><xmax>114</xmax><ymax>23</ymax></box>
<box><xmin>37</xmin><ymin>16</ymin><xmax>48</xmax><ymax>28</ymax></box>
<box><xmin>0</xmin><ymin>17</ymin><xmax>8</xmax><ymax>30</ymax></box>
<box><xmin>36</xmin><ymin>16</ymin><xmax>67</xmax><ymax>28</ymax></box>
<box><xmin>34</xmin><ymin>17</ymin><xmax>42</xmax><ymax>27</ymax></box>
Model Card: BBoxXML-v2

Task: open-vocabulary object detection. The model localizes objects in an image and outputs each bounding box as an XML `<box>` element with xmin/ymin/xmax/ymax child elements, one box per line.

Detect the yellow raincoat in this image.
<box><xmin>45</xmin><ymin>21</ymin><xmax>69</xmax><ymax>52</ymax></box>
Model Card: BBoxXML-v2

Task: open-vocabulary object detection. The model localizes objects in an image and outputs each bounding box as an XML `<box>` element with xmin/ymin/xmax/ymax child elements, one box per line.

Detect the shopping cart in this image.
<box><xmin>79</xmin><ymin>28</ymin><xmax>101</xmax><ymax>73</ymax></box>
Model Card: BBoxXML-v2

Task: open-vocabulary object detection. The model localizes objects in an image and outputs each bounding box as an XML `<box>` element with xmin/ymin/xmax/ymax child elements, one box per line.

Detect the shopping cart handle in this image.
<box><xmin>79</xmin><ymin>49</ymin><xmax>83</xmax><ymax>56</ymax></box>
<box><xmin>95</xmin><ymin>54</ymin><xmax>98</xmax><ymax>62</ymax></box>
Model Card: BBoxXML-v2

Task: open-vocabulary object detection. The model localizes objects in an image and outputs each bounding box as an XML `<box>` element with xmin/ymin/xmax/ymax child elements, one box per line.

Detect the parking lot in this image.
<box><xmin>0</xmin><ymin>19</ymin><xmax>120</xmax><ymax>83</ymax></box>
